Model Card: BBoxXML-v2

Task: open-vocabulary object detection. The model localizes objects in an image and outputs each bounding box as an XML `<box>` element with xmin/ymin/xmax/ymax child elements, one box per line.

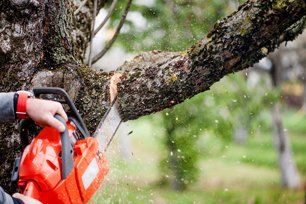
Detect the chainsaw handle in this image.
<box><xmin>33</xmin><ymin>87</ymin><xmax>90</xmax><ymax>137</ymax></box>
<box><xmin>55</xmin><ymin>115</ymin><xmax>73</xmax><ymax>179</ymax></box>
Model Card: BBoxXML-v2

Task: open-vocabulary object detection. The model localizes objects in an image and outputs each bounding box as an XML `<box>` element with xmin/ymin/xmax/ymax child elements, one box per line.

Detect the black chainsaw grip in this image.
<box><xmin>54</xmin><ymin>115</ymin><xmax>73</xmax><ymax>179</ymax></box>
<box><xmin>33</xmin><ymin>87</ymin><xmax>90</xmax><ymax>137</ymax></box>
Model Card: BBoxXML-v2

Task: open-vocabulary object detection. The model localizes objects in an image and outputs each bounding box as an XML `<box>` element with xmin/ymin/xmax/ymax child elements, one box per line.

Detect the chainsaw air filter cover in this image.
<box><xmin>18</xmin><ymin>122</ymin><xmax>109</xmax><ymax>204</ymax></box>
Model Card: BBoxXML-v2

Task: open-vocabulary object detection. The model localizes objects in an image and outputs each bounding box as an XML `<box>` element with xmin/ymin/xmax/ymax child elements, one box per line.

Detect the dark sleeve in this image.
<box><xmin>0</xmin><ymin>92</ymin><xmax>16</xmax><ymax>123</ymax></box>
<box><xmin>0</xmin><ymin>187</ymin><xmax>23</xmax><ymax>204</ymax></box>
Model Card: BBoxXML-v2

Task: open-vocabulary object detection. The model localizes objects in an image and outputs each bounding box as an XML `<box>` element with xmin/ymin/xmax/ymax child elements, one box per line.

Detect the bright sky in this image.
<box><xmin>87</xmin><ymin>2</ymin><xmax>151</xmax><ymax>71</ymax></box>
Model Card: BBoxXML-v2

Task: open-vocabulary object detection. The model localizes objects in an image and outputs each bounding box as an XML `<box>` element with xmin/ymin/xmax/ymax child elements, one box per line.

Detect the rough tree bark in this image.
<box><xmin>0</xmin><ymin>0</ymin><xmax>305</xmax><ymax>192</ymax></box>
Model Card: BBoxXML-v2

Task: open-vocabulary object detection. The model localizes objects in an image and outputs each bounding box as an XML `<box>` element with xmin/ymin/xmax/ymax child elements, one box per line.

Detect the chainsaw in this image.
<box><xmin>11</xmin><ymin>87</ymin><xmax>122</xmax><ymax>203</ymax></box>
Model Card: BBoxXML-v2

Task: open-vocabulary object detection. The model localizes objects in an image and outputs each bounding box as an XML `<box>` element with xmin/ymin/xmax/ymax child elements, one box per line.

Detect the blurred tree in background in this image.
<box><xmin>157</xmin><ymin>72</ymin><xmax>278</xmax><ymax>190</ymax></box>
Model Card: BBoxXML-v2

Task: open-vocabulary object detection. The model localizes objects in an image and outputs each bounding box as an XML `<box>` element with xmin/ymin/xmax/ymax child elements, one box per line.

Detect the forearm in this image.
<box><xmin>0</xmin><ymin>92</ymin><xmax>16</xmax><ymax>123</ymax></box>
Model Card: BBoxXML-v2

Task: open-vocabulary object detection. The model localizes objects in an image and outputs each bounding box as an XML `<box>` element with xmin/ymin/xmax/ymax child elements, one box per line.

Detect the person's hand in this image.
<box><xmin>13</xmin><ymin>193</ymin><xmax>42</xmax><ymax>204</ymax></box>
<box><xmin>26</xmin><ymin>98</ymin><xmax>68</xmax><ymax>132</ymax></box>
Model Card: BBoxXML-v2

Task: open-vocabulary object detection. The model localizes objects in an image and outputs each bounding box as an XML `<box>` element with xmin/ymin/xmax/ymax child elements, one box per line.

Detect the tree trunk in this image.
<box><xmin>0</xmin><ymin>0</ymin><xmax>305</xmax><ymax>192</ymax></box>
<box><xmin>269</xmin><ymin>51</ymin><xmax>301</xmax><ymax>188</ymax></box>
<box><xmin>163</xmin><ymin>112</ymin><xmax>186</xmax><ymax>191</ymax></box>
<box><xmin>234</xmin><ymin>125</ymin><xmax>248</xmax><ymax>145</ymax></box>
<box><xmin>297</xmin><ymin>33</ymin><xmax>306</xmax><ymax>110</ymax></box>
<box><xmin>271</xmin><ymin>103</ymin><xmax>300</xmax><ymax>188</ymax></box>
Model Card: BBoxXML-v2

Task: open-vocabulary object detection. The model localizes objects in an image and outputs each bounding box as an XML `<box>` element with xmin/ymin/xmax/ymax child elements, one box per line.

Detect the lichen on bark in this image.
<box><xmin>117</xmin><ymin>51</ymin><xmax>191</xmax><ymax>120</ymax></box>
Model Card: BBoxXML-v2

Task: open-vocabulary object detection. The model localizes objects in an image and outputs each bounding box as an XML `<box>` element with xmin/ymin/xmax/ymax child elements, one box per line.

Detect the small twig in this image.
<box><xmin>94</xmin><ymin>0</ymin><xmax>119</xmax><ymax>35</ymax></box>
<box><xmin>92</xmin><ymin>0</ymin><xmax>133</xmax><ymax>64</ymax></box>
<box><xmin>88</xmin><ymin>0</ymin><xmax>98</xmax><ymax>67</ymax></box>
<box><xmin>74</xmin><ymin>0</ymin><xmax>88</xmax><ymax>15</ymax></box>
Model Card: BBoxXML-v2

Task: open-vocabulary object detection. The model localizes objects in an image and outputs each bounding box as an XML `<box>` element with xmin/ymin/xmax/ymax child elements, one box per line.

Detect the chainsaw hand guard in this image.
<box><xmin>54</xmin><ymin>115</ymin><xmax>73</xmax><ymax>179</ymax></box>
<box><xmin>33</xmin><ymin>87</ymin><xmax>90</xmax><ymax>137</ymax></box>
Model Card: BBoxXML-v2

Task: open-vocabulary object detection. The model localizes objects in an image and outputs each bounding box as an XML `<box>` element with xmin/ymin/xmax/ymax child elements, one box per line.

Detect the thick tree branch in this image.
<box><xmin>116</xmin><ymin>0</ymin><xmax>306</xmax><ymax>120</ymax></box>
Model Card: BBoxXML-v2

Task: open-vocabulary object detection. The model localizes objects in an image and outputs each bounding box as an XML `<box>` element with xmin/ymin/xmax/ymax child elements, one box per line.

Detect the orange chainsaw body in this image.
<box><xmin>18</xmin><ymin>122</ymin><xmax>109</xmax><ymax>204</ymax></box>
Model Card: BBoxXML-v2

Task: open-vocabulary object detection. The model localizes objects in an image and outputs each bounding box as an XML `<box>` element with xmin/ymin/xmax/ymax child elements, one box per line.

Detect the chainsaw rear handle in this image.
<box><xmin>33</xmin><ymin>87</ymin><xmax>90</xmax><ymax>137</ymax></box>
<box><xmin>55</xmin><ymin>114</ymin><xmax>73</xmax><ymax>179</ymax></box>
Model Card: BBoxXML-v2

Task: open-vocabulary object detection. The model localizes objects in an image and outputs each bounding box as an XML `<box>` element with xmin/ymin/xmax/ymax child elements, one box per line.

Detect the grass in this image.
<box><xmin>91</xmin><ymin>112</ymin><xmax>306</xmax><ymax>204</ymax></box>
